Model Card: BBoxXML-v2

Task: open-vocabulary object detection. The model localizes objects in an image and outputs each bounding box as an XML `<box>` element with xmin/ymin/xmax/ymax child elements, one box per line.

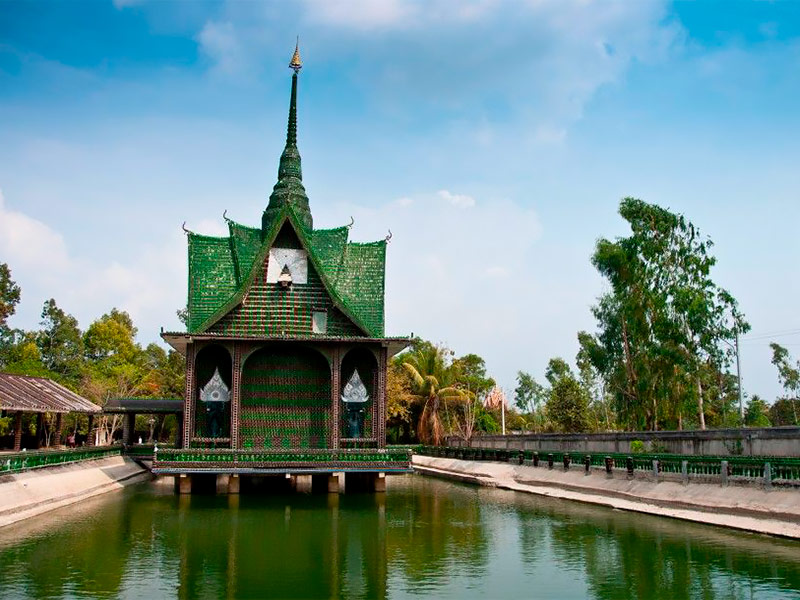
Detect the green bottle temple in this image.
<box><xmin>159</xmin><ymin>44</ymin><xmax>410</xmax><ymax>477</ymax></box>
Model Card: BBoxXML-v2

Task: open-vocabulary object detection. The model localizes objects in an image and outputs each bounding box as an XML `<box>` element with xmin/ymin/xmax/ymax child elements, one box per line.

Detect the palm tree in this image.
<box><xmin>401</xmin><ymin>343</ymin><xmax>465</xmax><ymax>445</ymax></box>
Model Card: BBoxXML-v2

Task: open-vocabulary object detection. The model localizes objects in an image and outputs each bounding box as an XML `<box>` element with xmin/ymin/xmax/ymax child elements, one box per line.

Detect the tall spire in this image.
<box><xmin>263</xmin><ymin>40</ymin><xmax>312</xmax><ymax>233</ymax></box>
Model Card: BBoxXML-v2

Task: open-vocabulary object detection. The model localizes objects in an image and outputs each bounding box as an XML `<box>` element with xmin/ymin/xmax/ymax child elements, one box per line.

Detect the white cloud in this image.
<box><xmin>437</xmin><ymin>189</ymin><xmax>475</xmax><ymax>208</ymax></box>
<box><xmin>197</xmin><ymin>21</ymin><xmax>248</xmax><ymax>77</ymax></box>
<box><xmin>0</xmin><ymin>189</ymin><xmax>185</xmax><ymax>342</ymax></box>
<box><xmin>303</xmin><ymin>0</ymin><xmax>414</xmax><ymax>29</ymax></box>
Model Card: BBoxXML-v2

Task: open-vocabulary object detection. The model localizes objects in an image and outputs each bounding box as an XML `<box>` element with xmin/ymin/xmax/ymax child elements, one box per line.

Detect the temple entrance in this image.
<box><xmin>340</xmin><ymin>348</ymin><xmax>378</xmax><ymax>445</ymax></box>
<box><xmin>240</xmin><ymin>346</ymin><xmax>331</xmax><ymax>450</ymax></box>
<box><xmin>194</xmin><ymin>344</ymin><xmax>232</xmax><ymax>443</ymax></box>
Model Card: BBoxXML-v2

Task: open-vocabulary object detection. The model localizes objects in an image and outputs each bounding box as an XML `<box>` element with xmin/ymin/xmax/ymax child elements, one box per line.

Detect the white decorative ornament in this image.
<box><xmin>266</xmin><ymin>248</ymin><xmax>308</xmax><ymax>284</ymax></box>
<box><xmin>341</xmin><ymin>370</ymin><xmax>369</xmax><ymax>405</ymax></box>
<box><xmin>200</xmin><ymin>368</ymin><xmax>230</xmax><ymax>404</ymax></box>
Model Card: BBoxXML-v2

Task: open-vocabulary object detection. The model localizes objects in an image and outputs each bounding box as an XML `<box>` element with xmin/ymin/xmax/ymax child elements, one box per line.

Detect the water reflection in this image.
<box><xmin>0</xmin><ymin>475</ymin><xmax>798</xmax><ymax>599</ymax></box>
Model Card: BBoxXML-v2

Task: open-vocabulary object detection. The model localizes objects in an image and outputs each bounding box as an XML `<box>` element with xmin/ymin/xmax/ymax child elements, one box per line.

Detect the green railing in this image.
<box><xmin>153</xmin><ymin>447</ymin><xmax>413</xmax><ymax>472</ymax></box>
<box><xmin>0</xmin><ymin>446</ymin><xmax>122</xmax><ymax>475</ymax></box>
<box><xmin>416</xmin><ymin>446</ymin><xmax>800</xmax><ymax>483</ymax></box>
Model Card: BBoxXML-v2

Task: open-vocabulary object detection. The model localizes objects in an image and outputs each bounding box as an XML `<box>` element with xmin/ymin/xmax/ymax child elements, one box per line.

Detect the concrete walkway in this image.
<box><xmin>413</xmin><ymin>455</ymin><xmax>800</xmax><ymax>539</ymax></box>
<box><xmin>0</xmin><ymin>456</ymin><xmax>149</xmax><ymax>528</ymax></box>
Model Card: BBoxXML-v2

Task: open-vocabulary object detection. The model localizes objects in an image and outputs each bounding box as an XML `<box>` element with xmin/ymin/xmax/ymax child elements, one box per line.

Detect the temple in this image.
<box><xmin>155</xmin><ymin>45</ymin><xmax>411</xmax><ymax>493</ymax></box>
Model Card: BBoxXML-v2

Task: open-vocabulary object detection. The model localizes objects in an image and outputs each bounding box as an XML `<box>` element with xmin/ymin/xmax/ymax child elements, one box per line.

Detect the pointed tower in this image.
<box><xmin>262</xmin><ymin>40</ymin><xmax>313</xmax><ymax>233</ymax></box>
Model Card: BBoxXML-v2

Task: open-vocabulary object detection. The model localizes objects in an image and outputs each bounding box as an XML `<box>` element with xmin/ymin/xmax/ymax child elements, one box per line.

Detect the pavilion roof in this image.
<box><xmin>104</xmin><ymin>397</ymin><xmax>184</xmax><ymax>414</ymax></box>
<box><xmin>0</xmin><ymin>373</ymin><xmax>100</xmax><ymax>414</ymax></box>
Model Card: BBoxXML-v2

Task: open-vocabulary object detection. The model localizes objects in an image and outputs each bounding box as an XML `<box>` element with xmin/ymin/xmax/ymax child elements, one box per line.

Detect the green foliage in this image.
<box><xmin>513</xmin><ymin>371</ymin><xmax>546</xmax><ymax>414</ymax></box>
<box><xmin>546</xmin><ymin>375</ymin><xmax>590</xmax><ymax>433</ymax></box>
<box><xmin>0</xmin><ymin>263</ymin><xmax>21</xmax><ymax>330</ymax></box>
<box><xmin>769</xmin><ymin>343</ymin><xmax>799</xmax><ymax>425</ymax></box>
<box><xmin>581</xmin><ymin>198</ymin><xmax>749</xmax><ymax>431</ymax></box>
<box><xmin>37</xmin><ymin>299</ymin><xmax>84</xmax><ymax>385</ymax></box>
<box><xmin>630</xmin><ymin>440</ymin><xmax>645</xmax><ymax>454</ymax></box>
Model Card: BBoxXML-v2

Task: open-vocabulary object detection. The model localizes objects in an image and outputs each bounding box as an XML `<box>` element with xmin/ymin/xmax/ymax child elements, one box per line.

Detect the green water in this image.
<box><xmin>1</xmin><ymin>475</ymin><xmax>799</xmax><ymax>599</ymax></box>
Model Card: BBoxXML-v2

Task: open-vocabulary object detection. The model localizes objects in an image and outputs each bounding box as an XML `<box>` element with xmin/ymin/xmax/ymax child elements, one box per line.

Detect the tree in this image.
<box><xmin>513</xmin><ymin>371</ymin><xmax>546</xmax><ymax>414</ymax></box>
<box><xmin>37</xmin><ymin>299</ymin><xmax>84</xmax><ymax>385</ymax></box>
<box><xmin>769</xmin><ymin>343</ymin><xmax>799</xmax><ymax>425</ymax></box>
<box><xmin>546</xmin><ymin>375</ymin><xmax>590</xmax><ymax>433</ymax></box>
<box><xmin>386</xmin><ymin>361</ymin><xmax>416</xmax><ymax>443</ymax></box>
<box><xmin>583</xmin><ymin>198</ymin><xmax>749</xmax><ymax>431</ymax></box>
<box><xmin>451</xmin><ymin>353</ymin><xmax>495</xmax><ymax>398</ymax></box>
<box><xmin>0</xmin><ymin>263</ymin><xmax>21</xmax><ymax>330</ymax></box>
<box><xmin>400</xmin><ymin>342</ymin><xmax>465</xmax><ymax>446</ymax></box>
<box><xmin>744</xmin><ymin>395</ymin><xmax>771</xmax><ymax>428</ymax></box>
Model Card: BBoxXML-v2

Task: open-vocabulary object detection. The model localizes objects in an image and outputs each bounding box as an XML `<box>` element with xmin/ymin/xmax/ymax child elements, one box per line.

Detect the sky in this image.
<box><xmin>1</xmin><ymin>0</ymin><xmax>799</xmax><ymax>403</ymax></box>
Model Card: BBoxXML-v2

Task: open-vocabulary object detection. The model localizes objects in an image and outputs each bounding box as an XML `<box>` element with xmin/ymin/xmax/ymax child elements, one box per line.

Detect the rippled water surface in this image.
<box><xmin>1</xmin><ymin>475</ymin><xmax>799</xmax><ymax>599</ymax></box>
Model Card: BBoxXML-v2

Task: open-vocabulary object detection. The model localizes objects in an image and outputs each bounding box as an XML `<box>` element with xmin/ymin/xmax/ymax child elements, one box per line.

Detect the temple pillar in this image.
<box><xmin>231</xmin><ymin>343</ymin><xmax>241</xmax><ymax>449</ymax></box>
<box><xmin>327</xmin><ymin>473</ymin><xmax>341</xmax><ymax>494</ymax></box>
<box><xmin>86</xmin><ymin>414</ymin><xmax>95</xmax><ymax>447</ymax></box>
<box><xmin>330</xmin><ymin>346</ymin><xmax>341</xmax><ymax>449</ymax></box>
<box><xmin>183</xmin><ymin>344</ymin><xmax>196</xmax><ymax>449</ymax></box>
<box><xmin>53</xmin><ymin>413</ymin><xmax>63</xmax><ymax>448</ymax></box>
<box><xmin>13</xmin><ymin>411</ymin><xmax>23</xmax><ymax>451</ymax></box>
<box><xmin>228</xmin><ymin>474</ymin><xmax>240</xmax><ymax>494</ymax></box>
<box><xmin>292</xmin><ymin>474</ymin><xmax>313</xmax><ymax>493</ymax></box>
<box><xmin>377</xmin><ymin>346</ymin><xmax>388</xmax><ymax>447</ymax></box>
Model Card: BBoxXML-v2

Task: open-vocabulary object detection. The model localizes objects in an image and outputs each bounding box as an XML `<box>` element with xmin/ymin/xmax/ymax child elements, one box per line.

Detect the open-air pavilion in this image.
<box><xmin>103</xmin><ymin>397</ymin><xmax>184</xmax><ymax>447</ymax></box>
<box><xmin>0</xmin><ymin>373</ymin><xmax>100</xmax><ymax>451</ymax></box>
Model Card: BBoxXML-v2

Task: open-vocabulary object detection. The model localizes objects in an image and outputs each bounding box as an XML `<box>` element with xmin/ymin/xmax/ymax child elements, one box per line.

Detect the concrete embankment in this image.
<box><xmin>413</xmin><ymin>454</ymin><xmax>800</xmax><ymax>539</ymax></box>
<box><xmin>0</xmin><ymin>456</ymin><xmax>150</xmax><ymax>528</ymax></box>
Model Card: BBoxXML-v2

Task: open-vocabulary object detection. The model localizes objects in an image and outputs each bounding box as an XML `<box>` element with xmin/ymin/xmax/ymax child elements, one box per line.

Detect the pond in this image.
<box><xmin>1</xmin><ymin>475</ymin><xmax>799</xmax><ymax>599</ymax></box>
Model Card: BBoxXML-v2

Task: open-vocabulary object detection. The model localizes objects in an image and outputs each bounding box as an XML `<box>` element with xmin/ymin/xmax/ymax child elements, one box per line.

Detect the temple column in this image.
<box><xmin>183</xmin><ymin>344</ymin><xmax>196</xmax><ymax>449</ymax></box>
<box><xmin>330</xmin><ymin>347</ymin><xmax>341</xmax><ymax>449</ymax></box>
<box><xmin>377</xmin><ymin>346</ymin><xmax>388</xmax><ymax>448</ymax></box>
<box><xmin>13</xmin><ymin>411</ymin><xmax>23</xmax><ymax>451</ymax></box>
<box><xmin>53</xmin><ymin>413</ymin><xmax>63</xmax><ymax>448</ymax></box>
<box><xmin>86</xmin><ymin>414</ymin><xmax>95</xmax><ymax>447</ymax></box>
<box><xmin>231</xmin><ymin>343</ymin><xmax>242</xmax><ymax>449</ymax></box>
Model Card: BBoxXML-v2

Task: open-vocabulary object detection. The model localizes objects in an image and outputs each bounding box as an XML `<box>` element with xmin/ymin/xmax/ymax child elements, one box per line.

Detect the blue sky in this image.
<box><xmin>1</xmin><ymin>0</ymin><xmax>799</xmax><ymax>403</ymax></box>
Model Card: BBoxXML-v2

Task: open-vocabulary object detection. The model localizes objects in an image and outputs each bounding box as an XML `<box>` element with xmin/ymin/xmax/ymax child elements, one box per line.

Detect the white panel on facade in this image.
<box><xmin>266</xmin><ymin>248</ymin><xmax>308</xmax><ymax>284</ymax></box>
<box><xmin>312</xmin><ymin>310</ymin><xmax>328</xmax><ymax>334</ymax></box>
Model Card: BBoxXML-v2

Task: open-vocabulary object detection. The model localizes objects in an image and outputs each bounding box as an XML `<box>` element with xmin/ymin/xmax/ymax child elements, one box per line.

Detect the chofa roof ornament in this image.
<box><xmin>341</xmin><ymin>370</ymin><xmax>369</xmax><ymax>405</ymax></box>
<box><xmin>200</xmin><ymin>368</ymin><xmax>230</xmax><ymax>404</ymax></box>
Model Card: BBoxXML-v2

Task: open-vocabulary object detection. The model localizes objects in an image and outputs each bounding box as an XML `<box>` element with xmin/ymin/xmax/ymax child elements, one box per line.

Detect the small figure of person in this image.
<box><xmin>67</xmin><ymin>433</ymin><xmax>76</xmax><ymax>448</ymax></box>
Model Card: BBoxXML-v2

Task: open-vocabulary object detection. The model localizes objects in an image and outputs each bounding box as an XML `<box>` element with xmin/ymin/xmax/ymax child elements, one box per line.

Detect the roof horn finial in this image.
<box><xmin>289</xmin><ymin>36</ymin><xmax>302</xmax><ymax>73</ymax></box>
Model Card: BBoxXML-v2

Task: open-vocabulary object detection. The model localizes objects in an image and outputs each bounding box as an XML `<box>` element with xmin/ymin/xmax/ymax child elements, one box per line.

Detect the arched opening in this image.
<box><xmin>340</xmin><ymin>348</ymin><xmax>378</xmax><ymax>442</ymax></box>
<box><xmin>240</xmin><ymin>345</ymin><xmax>331</xmax><ymax>449</ymax></box>
<box><xmin>194</xmin><ymin>344</ymin><xmax>232</xmax><ymax>442</ymax></box>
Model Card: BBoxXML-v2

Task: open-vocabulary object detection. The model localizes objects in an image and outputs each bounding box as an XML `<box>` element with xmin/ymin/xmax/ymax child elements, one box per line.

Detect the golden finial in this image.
<box><xmin>289</xmin><ymin>37</ymin><xmax>302</xmax><ymax>72</ymax></box>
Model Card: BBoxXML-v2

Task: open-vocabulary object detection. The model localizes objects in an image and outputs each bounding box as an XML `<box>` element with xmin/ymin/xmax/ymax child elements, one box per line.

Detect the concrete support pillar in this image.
<box><xmin>53</xmin><ymin>413</ymin><xmax>63</xmax><ymax>448</ymax></box>
<box><xmin>681</xmin><ymin>460</ymin><xmax>689</xmax><ymax>485</ymax></box>
<box><xmin>327</xmin><ymin>473</ymin><xmax>340</xmax><ymax>494</ymax></box>
<box><xmin>720</xmin><ymin>460</ymin><xmax>728</xmax><ymax>487</ymax></box>
<box><xmin>373</xmin><ymin>472</ymin><xmax>386</xmax><ymax>493</ymax></box>
<box><xmin>652</xmin><ymin>460</ymin><xmax>660</xmax><ymax>482</ymax></box>
<box><xmin>86</xmin><ymin>414</ymin><xmax>95</xmax><ymax>447</ymax></box>
<box><xmin>216</xmin><ymin>473</ymin><xmax>231</xmax><ymax>494</ymax></box>
<box><xmin>13</xmin><ymin>411</ymin><xmax>23</xmax><ymax>451</ymax></box>
<box><xmin>123</xmin><ymin>413</ymin><xmax>135</xmax><ymax>446</ymax></box>
<box><xmin>178</xmin><ymin>474</ymin><xmax>192</xmax><ymax>494</ymax></box>
<box><xmin>764</xmin><ymin>462</ymin><xmax>772</xmax><ymax>491</ymax></box>
<box><xmin>293</xmin><ymin>474</ymin><xmax>313</xmax><ymax>493</ymax></box>
<box><xmin>228</xmin><ymin>474</ymin><xmax>240</xmax><ymax>494</ymax></box>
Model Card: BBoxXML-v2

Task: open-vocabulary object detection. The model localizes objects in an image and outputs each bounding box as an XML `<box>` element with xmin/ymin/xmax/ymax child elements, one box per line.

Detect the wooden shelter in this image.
<box><xmin>0</xmin><ymin>373</ymin><xmax>100</xmax><ymax>451</ymax></box>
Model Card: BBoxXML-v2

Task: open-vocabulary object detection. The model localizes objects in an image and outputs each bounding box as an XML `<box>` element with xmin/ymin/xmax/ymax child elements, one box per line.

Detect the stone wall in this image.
<box><xmin>447</xmin><ymin>427</ymin><xmax>800</xmax><ymax>457</ymax></box>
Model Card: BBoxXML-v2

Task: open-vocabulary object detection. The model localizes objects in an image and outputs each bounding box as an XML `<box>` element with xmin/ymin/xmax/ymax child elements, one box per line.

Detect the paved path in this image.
<box><xmin>413</xmin><ymin>455</ymin><xmax>800</xmax><ymax>539</ymax></box>
<box><xmin>0</xmin><ymin>456</ymin><xmax>149</xmax><ymax>528</ymax></box>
